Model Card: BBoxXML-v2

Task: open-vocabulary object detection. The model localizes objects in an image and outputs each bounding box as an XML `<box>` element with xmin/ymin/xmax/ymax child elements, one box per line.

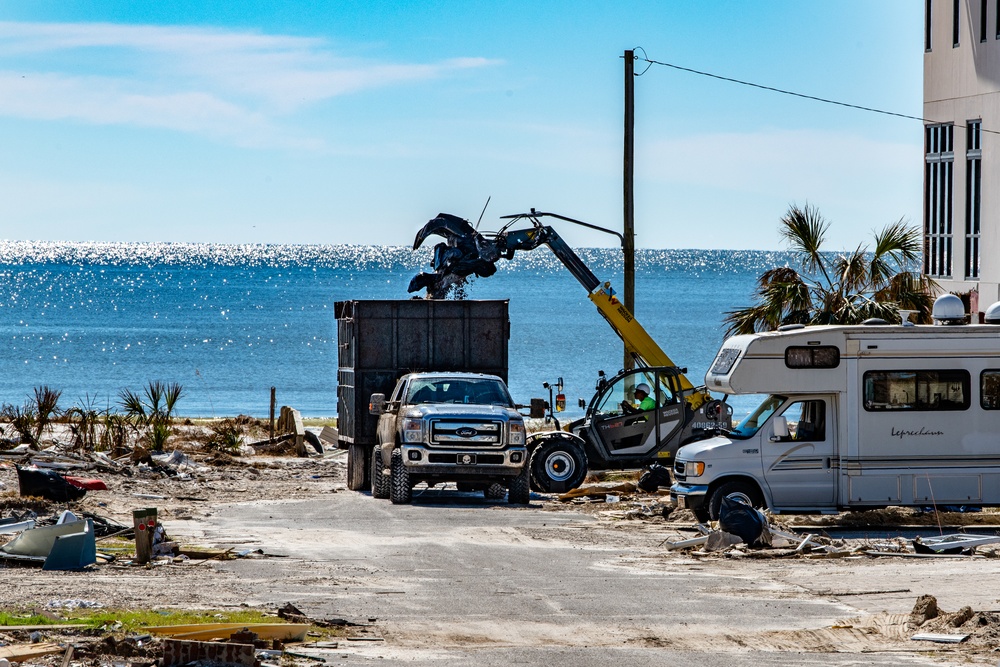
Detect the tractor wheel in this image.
<box><xmin>371</xmin><ymin>447</ymin><xmax>390</xmax><ymax>499</ymax></box>
<box><xmin>529</xmin><ymin>438</ymin><xmax>587</xmax><ymax>494</ymax></box>
<box><xmin>389</xmin><ymin>449</ymin><xmax>412</xmax><ymax>505</ymax></box>
<box><xmin>347</xmin><ymin>445</ymin><xmax>370</xmax><ymax>491</ymax></box>
<box><xmin>507</xmin><ymin>465</ymin><xmax>531</xmax><ymax>505</ymax></box>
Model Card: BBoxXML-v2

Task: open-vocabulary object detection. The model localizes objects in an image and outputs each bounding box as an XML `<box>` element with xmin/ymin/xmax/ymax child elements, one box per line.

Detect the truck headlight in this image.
<box><xmin>687</xmin><ymin>461</ymin><xmax>706</xmax><ymax>477</ymax></box>
<box><xmin>402</xmin><ymin>418</ymin><xmax>423</xmax><ymax>443</ymax></box>
<box><xmin>509</xmin><ymin>421</ymin><xmax>525</xmax><ymax>445</ymax></box>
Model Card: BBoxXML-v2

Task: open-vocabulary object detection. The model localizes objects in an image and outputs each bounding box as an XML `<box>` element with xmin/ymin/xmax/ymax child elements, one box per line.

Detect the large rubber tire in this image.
<box><xmin>706</xmin><ymin>480</ymin><xmax>765</xmax><ymax>522</ymax></box>
<box><xmin>483</xmin><ymin>482</ymin><xmax>507</xmax><ymax>500</ymax></box>
<box><xmin>507</xmin><ymin>465</ymin><xmax>531</xmax><ymax>505</ymax></box>
<box><xmin>389</xmin><ymin>449</ymin><xmax>412</xmax><ymax>505</ymax></box>
<box><xmin>529</xmin><ymin>438</ymin><xmax>588</xmax><ymax>494</ymax></box>
<box><xmin>371</xmin><ymin>447</ymin><xmax>390</xmax><ymax>499</ymax></box>
<box><xmin>347</xmin><ymin>444</ymin><xmax>370</xmax><ymax>491</ymax></box>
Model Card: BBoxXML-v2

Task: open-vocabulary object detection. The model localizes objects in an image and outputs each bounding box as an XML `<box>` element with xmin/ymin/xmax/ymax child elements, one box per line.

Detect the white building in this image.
<box><xmin>924</xmin><ymin>0</ymin><xmax>1000</xmax><ymax>318</ymax></box>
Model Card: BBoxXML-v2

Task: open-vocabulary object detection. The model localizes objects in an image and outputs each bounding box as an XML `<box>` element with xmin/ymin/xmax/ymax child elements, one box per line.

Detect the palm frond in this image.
<box><xmin>779</xmin><ymin>204</ymin><xmax>833</xmax><ymax>286</ymax></box>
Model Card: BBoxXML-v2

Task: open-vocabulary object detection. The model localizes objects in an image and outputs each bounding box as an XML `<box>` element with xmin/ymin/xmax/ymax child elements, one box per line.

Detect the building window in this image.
<box><xmin>927</xmin><ymin>0</ymin><xmax>934</xmax><ymax>50</ymax></box>
<box><xmin>966</xmin><ymin>121</ymin><xmax>982</xmax><ymax>279</ymax></box>
<box><xmin>983</xmin><ymin>0</ymin><xmax>989</xmax><ymax>41</ymax></box>
<box><xmin>925</xmin><ymin>124</ymin><xmax>954</xmax><ymax>278</ymax></box>
<box><xmin>996</xmin><ymin>0</ymin><xmax>1000</xmax><ymax>38</ymax></box>
<box><xmin>955</xmin><ymin>0</ymin><xmax>961</xmax><ymax>46</ymax></box>
<box><xmin>864</xmin><ymin>370</ymin><xmax>970</xmax><ymax>411</ymax></box>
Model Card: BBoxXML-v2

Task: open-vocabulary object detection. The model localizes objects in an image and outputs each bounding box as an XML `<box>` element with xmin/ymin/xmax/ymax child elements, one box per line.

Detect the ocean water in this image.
<box><xmin>0</xmin><ymin>241</ymin><xmax>795</xmax><ymax>419</ymax></box>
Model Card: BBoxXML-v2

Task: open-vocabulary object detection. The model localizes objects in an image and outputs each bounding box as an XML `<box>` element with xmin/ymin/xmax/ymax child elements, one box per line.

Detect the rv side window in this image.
<box><xmin>982</xmin><ymin>370</ymin><xmax>1000</xmax><ymax>409</ymax></box>
<box><xmin>776</xmin><ymin>400</ymin><xmax>826</xmax><ymax>442</ymax></box>
<box><xmin>785</xmin><ymin>346</ymin><xmax>840</xmax><ymax>369</ymax></box>
<box><xmin>863</xmin><ymin>370</ymin><xmax>970</xmax><ymax>411</ymax></box>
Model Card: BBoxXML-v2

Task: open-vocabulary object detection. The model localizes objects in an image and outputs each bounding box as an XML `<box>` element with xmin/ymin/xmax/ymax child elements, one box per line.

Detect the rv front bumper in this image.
<box><xmin>670</xmin><ymin>482</ymin><xmax>710</xmax><ymax>511</ymax></box>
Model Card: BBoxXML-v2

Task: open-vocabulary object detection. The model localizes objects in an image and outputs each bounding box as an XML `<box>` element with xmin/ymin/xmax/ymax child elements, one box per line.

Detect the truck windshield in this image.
<box><xmin>405</xmin><ymin>379</ymin><xmax>514</xmax><ymax>407</ymax></box>
<box><xmin>729</xmin><ymin>394</ymin><xmax>786</xmax><ymax>439</ymax></box>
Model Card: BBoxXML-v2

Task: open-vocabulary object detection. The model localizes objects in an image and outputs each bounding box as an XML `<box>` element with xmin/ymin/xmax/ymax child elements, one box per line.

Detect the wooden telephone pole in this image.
<box><xmin>623</xmin><ymin>49</ymin><xmax>635</xmax><ymax>372</ymax></box>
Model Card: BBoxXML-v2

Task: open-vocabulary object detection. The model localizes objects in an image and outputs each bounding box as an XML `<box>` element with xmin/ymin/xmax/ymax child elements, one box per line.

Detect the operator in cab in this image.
<box><xmin>621</xmin><ymin>383</ymin><xmax>656</xmax><ymax>414</ymax></box>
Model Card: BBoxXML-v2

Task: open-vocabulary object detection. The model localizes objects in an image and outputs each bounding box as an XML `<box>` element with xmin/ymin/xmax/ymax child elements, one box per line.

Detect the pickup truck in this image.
<box><xmin>369</xmin><ymin>372</ymin><xmax>530</xmax><ymax>505</ymax></box>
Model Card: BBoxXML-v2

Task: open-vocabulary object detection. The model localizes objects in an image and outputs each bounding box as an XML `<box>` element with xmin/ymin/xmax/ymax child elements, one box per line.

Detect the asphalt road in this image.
<box><xmin>200</xmin><ymin>488</ymin><xmax>949</xmax><ymax>667</ymax></box>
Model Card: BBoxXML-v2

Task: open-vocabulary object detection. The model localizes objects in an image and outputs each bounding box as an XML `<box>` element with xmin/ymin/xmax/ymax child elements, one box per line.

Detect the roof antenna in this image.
<box><xmin>475</xmin><ymin>196</ymin><xmax>491</xmax><ymax>230</ymax></box>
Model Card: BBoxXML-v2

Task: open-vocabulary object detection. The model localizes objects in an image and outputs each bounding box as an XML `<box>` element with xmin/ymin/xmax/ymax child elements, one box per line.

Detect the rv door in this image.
<box><xmin>761</xmin><ymin>396</ymin><xmax>837</xmax><ymax>508</ymax></box>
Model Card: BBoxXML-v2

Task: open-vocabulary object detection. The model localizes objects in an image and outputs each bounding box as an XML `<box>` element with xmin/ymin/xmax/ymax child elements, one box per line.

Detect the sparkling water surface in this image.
<box><xmin>0</xmin><ymin>241</ymin><xmax>794</xmax><ymax>419</ymax></box>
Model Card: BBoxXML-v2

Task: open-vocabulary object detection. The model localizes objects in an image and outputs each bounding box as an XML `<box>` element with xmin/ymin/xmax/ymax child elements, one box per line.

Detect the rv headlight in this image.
<box><xmin>402</xmin><ymin>418</ymin><xmax>424</xmax><ymax>443</ymax></box>
<box><xmin>509</xmin><ymin>420</ymin><xmax>525</xmax><ymax>445</ymax></box>
<box><xmin>687</xmin><ymin>461</ymin><xmax>706</xmax><ymax>477</ymax></box>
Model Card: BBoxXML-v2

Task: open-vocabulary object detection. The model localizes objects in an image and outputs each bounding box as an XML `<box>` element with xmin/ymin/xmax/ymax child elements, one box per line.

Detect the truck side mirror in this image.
<box><xmin>369</xmin><ymin>393</ymin><xmax>386</xmax><ymax>415</ymax></box>
<box><xmin>770</xmin><ymin>415</ymin><xmax>788</xmax><ymax>441</ymax></box>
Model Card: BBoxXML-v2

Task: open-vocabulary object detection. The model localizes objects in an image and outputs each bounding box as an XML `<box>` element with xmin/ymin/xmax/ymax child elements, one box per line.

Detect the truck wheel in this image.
<box><xmin>389</xmin><ymin>449</ymin><xmax>412</xmax><ymax>505</ymax></box>
<box><xmin>529</xmin><ymin>438</ymin><xmax>587</xmax><ymax>494</ymax></box>
<box><xmin>707</xmin><ymin>481</ymin><xmax>764</xmax><ymax>522</ymax></box>
<box><xmin>347</xmin><ymin>445</ymin><xmax>370</xmax><ymax>491</ymax></box>
<box><xmin>371</xmin><ymin>448</ymin><xmax>390</xmax><ymax>499</ymax></box>
<box><xmin>507</xmin><ymin>465</ymin><xmax>531</xmax><ymax>505</ymax></box>
<box><xmin>483</xmin><ymin>482</ymin><xmax>506</xmax><ymax>500</ymax></box>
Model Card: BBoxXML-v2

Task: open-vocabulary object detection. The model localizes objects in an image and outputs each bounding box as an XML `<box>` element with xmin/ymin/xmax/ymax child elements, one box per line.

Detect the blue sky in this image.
<box><xmin>0</xmin><ymin>1</ymin><xmax>923</xmax><ymax>249</ymax></box>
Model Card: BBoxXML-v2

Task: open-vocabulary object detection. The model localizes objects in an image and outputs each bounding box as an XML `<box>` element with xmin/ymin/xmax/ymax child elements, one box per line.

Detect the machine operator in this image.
<box><xmin>621</xmin><ymin>383</ymin><xmax>656</xmax><ymax>414</ymax></box>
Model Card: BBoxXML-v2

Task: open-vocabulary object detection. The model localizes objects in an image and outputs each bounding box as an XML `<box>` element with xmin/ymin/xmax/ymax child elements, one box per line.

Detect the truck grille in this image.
<box><xmin>430</xmin><ymin>420</ymin><xmax>503</xmax><ymax>447</ymax></box>
<box><xmin>673</xmin><ymin>461</ymin><xmax>687</xmax><ymax>480</ymax></box>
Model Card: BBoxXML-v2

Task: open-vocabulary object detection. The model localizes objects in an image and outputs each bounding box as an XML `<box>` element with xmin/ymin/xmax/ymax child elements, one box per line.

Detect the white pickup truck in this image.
<box><xmin>369</xmin><ymin>372</ymin><xmax>530</xmax><ymax>505</ymax></box>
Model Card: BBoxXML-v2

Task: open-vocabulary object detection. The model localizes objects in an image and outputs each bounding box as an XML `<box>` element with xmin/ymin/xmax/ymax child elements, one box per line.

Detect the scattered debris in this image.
<box><xmin>0</xmin><ymin>510</ymin><xmax>97</xmax><ymax>570</ymax></box>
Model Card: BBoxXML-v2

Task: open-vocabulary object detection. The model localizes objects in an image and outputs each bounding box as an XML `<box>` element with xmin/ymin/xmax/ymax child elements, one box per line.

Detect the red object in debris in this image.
<box><xmin>64</xmin><ymin>476</ymin><xmax>108</xmax><ymax>491</ymax></box>
<box><xmin>138</xmin><ymin>523</ymin><xmax>147</xmax><ymax>532</ymax></box>
<box><xmin>148</xmin><ymin>519</ymin><xmax>156</xmax><ymax>527</ymax></box>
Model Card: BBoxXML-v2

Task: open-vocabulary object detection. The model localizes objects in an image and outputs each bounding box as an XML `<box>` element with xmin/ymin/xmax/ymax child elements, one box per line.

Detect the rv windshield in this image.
<box><xmin>729</xmin><ymin>394</ymin><xmax>786</xmax><ymax>439</ymax></box>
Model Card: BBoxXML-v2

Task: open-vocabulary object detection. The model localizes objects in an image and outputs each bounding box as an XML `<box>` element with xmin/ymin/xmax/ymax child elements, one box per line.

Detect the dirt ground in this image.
<box><xmin>3</xmin><ymin>429</ymin><xmax>1000</xmax><ymax>665</ymax></box>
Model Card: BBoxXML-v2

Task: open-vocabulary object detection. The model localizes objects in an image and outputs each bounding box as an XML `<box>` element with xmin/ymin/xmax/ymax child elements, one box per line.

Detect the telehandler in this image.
<box><xmin>409</xmin><ymin>209</ymin><xmax>731</xmax><ymax>492</ymax></box>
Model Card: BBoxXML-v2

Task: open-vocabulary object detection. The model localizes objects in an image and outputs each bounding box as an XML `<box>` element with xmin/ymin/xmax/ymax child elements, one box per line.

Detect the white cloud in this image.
<box><xmin>0</xmin><ymin>21</ymin><xmax>499</xmax><ymax>145</ymax></box>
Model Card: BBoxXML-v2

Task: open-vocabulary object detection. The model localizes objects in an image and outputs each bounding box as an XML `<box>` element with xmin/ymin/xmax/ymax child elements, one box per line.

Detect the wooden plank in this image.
<box><xmin>0</xmin><ymin>624</ymin><xmax>88</xmax><ymax>631</ymax></box>
<box><xmin>0</xmin><ymin>642</ymin><xmax>65</xmax><ymax>661</ymax></box>
<box><xmin>146</xmin><ymin>623</ymin><xmax>310</xmax><ymax>642</ymax></box>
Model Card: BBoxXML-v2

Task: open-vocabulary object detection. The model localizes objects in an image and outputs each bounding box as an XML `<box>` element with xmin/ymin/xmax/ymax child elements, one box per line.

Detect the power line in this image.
<box><xmin>633</xmin><ymin>49</ymin><xmax>1000</xmax><ymax>137</ymax></box>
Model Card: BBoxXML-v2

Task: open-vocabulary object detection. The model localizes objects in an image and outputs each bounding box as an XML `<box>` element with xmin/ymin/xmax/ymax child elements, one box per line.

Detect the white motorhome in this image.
<box><xmin>671</xmin><ymin>296</ymin><xmax>1000</xmax><ymax>521</ymax></box>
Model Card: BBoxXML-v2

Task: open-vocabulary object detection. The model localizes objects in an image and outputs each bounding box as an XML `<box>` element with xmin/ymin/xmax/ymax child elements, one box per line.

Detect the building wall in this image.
<box><xmin>924</xmin><ymin>0</ymin><xmax>1000</xmax><ymax>314</ymax></box>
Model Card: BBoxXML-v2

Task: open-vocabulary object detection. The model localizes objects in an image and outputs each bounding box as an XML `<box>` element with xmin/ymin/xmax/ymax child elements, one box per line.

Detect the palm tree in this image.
<box><xmin>724</xmin><ymin>204</ymin><xmax>936</xmax><ymax>336</ymax></box>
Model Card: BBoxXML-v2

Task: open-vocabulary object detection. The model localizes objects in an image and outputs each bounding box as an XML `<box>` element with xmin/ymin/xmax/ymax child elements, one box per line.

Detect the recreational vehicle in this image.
<box><xmin>671</xmin><ymin>296</ymin><xmax>1000</xmax><ymax>520</ymax></box>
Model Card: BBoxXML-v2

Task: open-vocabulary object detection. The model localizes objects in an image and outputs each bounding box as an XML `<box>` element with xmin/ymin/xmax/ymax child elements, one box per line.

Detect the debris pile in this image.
<box><xmin>0</xmin><ymin>604</ymin><xmax>371</xmax><ymax>667</ymax></box>
<box><xmin>907</xmin><ymin>594</ymin><xmax>1000</xmax><ymax>648</ymax></box>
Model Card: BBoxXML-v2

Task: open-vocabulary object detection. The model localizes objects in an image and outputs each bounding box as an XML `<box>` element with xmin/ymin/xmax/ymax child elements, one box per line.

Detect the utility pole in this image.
<box><xmin>623</xmin><ymin>49</ymin><xmax>635</xmax><ymax>372</ymax></box>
